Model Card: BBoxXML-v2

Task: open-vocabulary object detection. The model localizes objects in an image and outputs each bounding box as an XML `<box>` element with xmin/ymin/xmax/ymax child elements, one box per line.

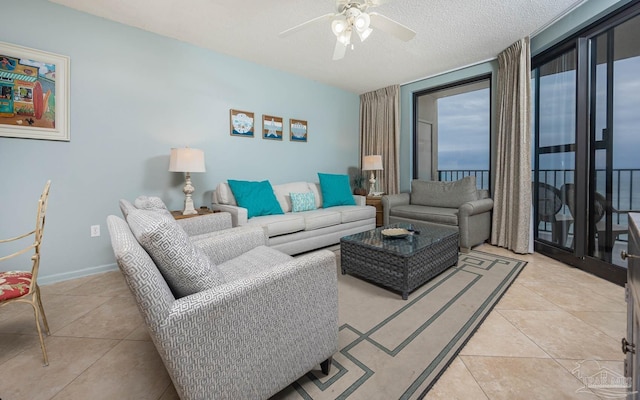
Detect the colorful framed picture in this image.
<box><xmin>290</xmin><ymin>119</ymin><xmax>307</xmax><ymax>142</ymax></box>
<box><xmin>230</xmin><ymin>109</ymin><xmax>254</xmax><ymax>137</ymax></box>
<box><xmin>262</xmin><ymin>114</ymin><xmax>283</xmax><ymax>140</ymax></box>
<box><xmin>0</xmin><ymin>41</ymin><xmax>70</xmax><ymax>141</ymax></box>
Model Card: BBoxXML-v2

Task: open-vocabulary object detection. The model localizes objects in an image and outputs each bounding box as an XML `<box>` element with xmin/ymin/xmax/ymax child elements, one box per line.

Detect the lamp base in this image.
<box><xmin>182</xmin><ymin>173</ymin><xmax>198</xmax><ymax>215</ymax></box>
<box><xmin>368</xmin><ymin>171</ymin><xmax>376</xmax><ymax>196</ymax></box>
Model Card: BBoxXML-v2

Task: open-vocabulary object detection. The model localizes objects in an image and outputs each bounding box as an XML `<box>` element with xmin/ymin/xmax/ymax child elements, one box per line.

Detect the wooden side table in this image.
<box><xmin>366</xmin><ymin>196</ymin><xmax>384</xmax><ymax>227</ymax></box>
<box><xmin>171</xmin><ymin>207</ymin><xmax>215</xmax><ymax>220</ymax></box>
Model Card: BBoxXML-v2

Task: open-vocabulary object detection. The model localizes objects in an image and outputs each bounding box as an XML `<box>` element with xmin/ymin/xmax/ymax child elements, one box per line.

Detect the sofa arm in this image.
<box><xmin>353</xmin><ymin>195</ymin><xmax>366</xmax><ymax>206</ymax></box>
<box><xmin>459</xmin><ymin>198</ymin><xmax>494</xmax><ymax>218</ymax></box>
<box><xmin>211</xmin><ymin>204</ymin><xmax>248</xmax><ymax>226</ymax></box>
<box><xmin>176</xmin><ymin>212</ymin><xmax>232</xmax><ymax>236</ymax></box>
<box><xmin>192</xmin><ymin>225</ymin><xmax>267</xmax><ymax>265</ymax></box>
<box><xmin>158</xmin><ymin>250</ymin><xmax>338</xmax><ymax>399</ymax></box>
<box><xmin>382</xmin><ymin>193</ymin><xmax>410</xmax><ymax>225</ymax></box>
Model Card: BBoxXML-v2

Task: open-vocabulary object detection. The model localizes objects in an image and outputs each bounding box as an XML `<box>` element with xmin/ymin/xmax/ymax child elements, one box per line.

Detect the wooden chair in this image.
<box><xmin>0</xmin><ymin>180</ymin><xmax>51</xmax><ymax>366</ymax></box>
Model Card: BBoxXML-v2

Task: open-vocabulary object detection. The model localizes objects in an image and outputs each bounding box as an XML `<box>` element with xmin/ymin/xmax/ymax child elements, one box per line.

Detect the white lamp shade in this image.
<box><xmin>169</xmin><ymin>147</ymin><xmax>206</xmax><ymax>173</ymax></box>
<box><xmin>362</xmin><ymin>155</ymin><xmax>383</xmax><ymax>171</ymax></box>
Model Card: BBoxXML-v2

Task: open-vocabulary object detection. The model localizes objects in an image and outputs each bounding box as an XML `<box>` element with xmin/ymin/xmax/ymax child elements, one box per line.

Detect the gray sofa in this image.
<box><xmin>382</xmin><ymin>176</ymin><xmax>493</xmax><ymax>252</ymax></box>
<box><xmin>212</xmin><ymin>181</ymin><xmax>376</xmax><ymax>255</ymax></box>
<box><xmin>107</xmin><ymin>198</ymin><xmax>339</xmax><ymax>400</ymax></box>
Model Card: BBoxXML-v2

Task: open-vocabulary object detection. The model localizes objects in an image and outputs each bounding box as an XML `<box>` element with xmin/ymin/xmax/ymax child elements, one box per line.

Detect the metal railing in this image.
<box><xmin>438</xmin><ymin>169</ymin><xmax>490</xmax><ymax>190</ymax></box>
<box><xmin>438</xmin><ymin>168</ymin><xmax>639</xmax><ymax>213</ymax></box>
<box><xmin>439</xmin><ymin>168</ymin><xmax>640</xmax><ymax>242</ymax></box>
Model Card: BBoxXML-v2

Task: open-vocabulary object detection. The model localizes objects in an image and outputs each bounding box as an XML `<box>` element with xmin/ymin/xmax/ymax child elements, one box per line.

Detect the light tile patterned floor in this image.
<box><xmin>0</xmin><ymin>244</ymin><xmax>627</xmax><ymax>399</ymax></box>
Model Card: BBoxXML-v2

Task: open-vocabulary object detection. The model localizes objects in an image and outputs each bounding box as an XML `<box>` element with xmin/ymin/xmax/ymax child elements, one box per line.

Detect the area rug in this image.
<box><xmin>272</xmin><ymin>250</ymin><xmax>526</xmax><ymax>400</ymax></box>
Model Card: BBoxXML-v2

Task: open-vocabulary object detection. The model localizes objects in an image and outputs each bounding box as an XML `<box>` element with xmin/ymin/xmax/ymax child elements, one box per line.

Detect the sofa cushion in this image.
<box><xmin>126</xmin><ymin>209</ymin><xmax>225</xmax><ymax>298</ymax></box>
<box><xmin>217</xmin><ymin>245</ymin><xmax>293</xmax><ymax>282</ymax></box>
<box><xmin>247</xmin><ymin>213</ymin><xmax>306</xmax><ymax>237</ymax></box>
<box><xmin>389</xmin><ymin>204</ymin><xmax>459</xmax><ymax>226</ymax></box>
<box><xmin>290</xmin><ymin>192</ymin><xmax>317</xmax><ymax>212</ymax></box>
<box><xmin>308</xmin><ymin>183</ymin><xmax>323</xmax><ymax>209</ymax></box>
<box><xmin>329</xmin><ymin>205</ymin><xmax>376</xmax><ymax>223</ymax></box>
<box><xmin>215</xmin><ymin>182</ymin><xmax>237</xmax><ymax>205</ymax></box>
<box><xmin>411</xmin><ymin>176</ymin><xmax>478</xmax><ymax>208</ymax></box>
<box><xmin>228</xmin><ymin>179</ymin><xmax>284</xmax><ymax>219</ymax></box>
<box><xmin>318</xmin><ymin>173</ymin><xmax>356</xmax><ymax>207</ymax></box>
<box><xmin>272</xmin><ymin>181</ymin><xmax>312</xmax><ymax>212</ymax></box>
<box><xmin>299</xmin><ymin>209</ymin><xmax>342</xmax><ymax>230</ymax></box>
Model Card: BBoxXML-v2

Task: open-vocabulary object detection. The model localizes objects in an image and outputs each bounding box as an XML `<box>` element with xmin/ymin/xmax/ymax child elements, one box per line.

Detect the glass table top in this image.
<box><xmin>340</xmin><ymin>222</ymin><xmax>458</xmax><ymax>256</ymax></box>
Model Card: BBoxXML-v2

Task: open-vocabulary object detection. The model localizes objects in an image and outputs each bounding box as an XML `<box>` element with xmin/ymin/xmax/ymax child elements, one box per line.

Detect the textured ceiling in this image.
<box><xmin>48</xmin><ymin>0</ymin><xmax>586</xmax><ymax>94</ymax></box>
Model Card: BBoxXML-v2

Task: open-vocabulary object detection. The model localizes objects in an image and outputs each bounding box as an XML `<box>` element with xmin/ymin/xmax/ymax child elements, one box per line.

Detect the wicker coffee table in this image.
<box><xmin>340</xmin><ymin>222</ymin><xmax>459</xmax><ymax>300</ymax></box>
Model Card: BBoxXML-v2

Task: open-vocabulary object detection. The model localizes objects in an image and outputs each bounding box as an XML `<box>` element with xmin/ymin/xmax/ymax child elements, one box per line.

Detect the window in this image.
<box><xmin>413</xmin><ymin>76</ymin><xmax>491</xmax><ymax>189</ymax></box>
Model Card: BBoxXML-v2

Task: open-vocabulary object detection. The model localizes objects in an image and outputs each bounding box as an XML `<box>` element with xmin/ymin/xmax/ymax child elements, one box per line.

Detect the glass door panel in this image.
<box><xmin>588</xmin><ymin>14</ymin><xmax>640</xmax><ymax>267</ymax></box>
<box><xmin>533</xmin><ymin>49</ymin><xmax>576</xmax><ymax>249</ymax></box>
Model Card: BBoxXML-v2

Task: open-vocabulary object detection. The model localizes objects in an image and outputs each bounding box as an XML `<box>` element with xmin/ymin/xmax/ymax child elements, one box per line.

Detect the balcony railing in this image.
<box><xmin>438</xmin><ymin>168</ymin><xmax>640</xmax><ymax>214</ymax></box>
<box><xmin>438</xmin><ymin>170</ymin><xmax>490</xmax><ymax>190</ymax></box>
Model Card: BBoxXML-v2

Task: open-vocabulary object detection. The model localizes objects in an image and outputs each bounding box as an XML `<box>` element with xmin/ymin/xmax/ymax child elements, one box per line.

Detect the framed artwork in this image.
<box><xmin>262</xmin><ymin>114</ymin><xmax>283</xmax><ymax>140</ymax></box>
<box><xmin>229</xmin><ymin>109</ymin><xmax>254</xmax><ymax>137</ymax></box>
<box><xmin>0</xmin><ymin>41</ymin><xmax>70</xmax><ymax>141</ymax></box>
<box><xmin>290</xmin><ymin>119</ymin><xmax>307</xmax><ymax>142</ymax></box>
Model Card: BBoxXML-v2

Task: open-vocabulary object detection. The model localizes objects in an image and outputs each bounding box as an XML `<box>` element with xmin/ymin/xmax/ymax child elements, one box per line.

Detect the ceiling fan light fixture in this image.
<box><xmin>356</xmin><ymin>26</ymin><xmax>372</xmax><ymax>42</ymax></box>
<box><xmin>354</xmin><ymin>12</ymin><xmax>370</xmax><ymax>31</ymax></box>
<box><xmin>337</xmin><ymin>28</ymin><xmax>352</xmax><ymax>46</ymax></box>
<box><xmin>331</xmin><ymin>17</ymin><xmax>348</xmax><ymax>36</ymax></box>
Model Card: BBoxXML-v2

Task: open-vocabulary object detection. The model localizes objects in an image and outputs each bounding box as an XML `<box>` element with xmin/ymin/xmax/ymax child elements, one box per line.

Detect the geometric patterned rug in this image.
<box><xmin>272</xmin><ymin>250</ymin><xmax>527</xmax><ymax>400</ymax></box>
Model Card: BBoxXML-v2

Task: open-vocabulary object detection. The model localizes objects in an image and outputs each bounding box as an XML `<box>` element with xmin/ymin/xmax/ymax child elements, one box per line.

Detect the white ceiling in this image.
<box><xmin>48</xmin><ymin>0</ymin><xmax>586</xmax><ymax>94</ymax></box>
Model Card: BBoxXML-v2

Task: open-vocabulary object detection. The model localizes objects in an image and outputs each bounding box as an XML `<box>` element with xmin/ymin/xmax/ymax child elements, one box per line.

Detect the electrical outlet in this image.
<box><xmin>90</xmin><ymin>225</ymin><xmax>100</xmax><ymax>237</ymax></box>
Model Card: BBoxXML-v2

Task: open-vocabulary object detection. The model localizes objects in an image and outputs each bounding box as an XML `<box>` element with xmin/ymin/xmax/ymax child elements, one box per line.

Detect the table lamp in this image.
<box><xmin>362</xmin><ymin>155</ymin><xmax>383</xmax><ymax>196</ymax></box>
<box><xmin>169</xmin><ymin>147</ymin><xmax>206</xmax><ymax>215</ymax></box>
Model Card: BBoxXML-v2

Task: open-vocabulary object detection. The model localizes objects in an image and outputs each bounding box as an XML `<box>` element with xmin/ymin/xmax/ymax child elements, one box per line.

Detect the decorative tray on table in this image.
<box><xmin>381</xmin><ymin>228</ymin><xmax>410</xmax><ymax>239</ymax></box>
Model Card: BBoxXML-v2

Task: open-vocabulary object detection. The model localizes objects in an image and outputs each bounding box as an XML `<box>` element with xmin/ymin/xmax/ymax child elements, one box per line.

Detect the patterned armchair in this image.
<box><xmin>107</xmin><ymin>201</ymin><xmax>338</xmax><ymax>400</ymax></box>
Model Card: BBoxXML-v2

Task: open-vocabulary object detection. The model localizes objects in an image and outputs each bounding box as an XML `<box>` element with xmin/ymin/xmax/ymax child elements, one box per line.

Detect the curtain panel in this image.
<box><xmin>491</xmin><ymin>37</ymin><xmax>532</xmax><ymax>254</ymax></box>
<box><xmin>359</xmin><ymin>85</ymin><xmax>400</xmax><ymax>195</ymax></box>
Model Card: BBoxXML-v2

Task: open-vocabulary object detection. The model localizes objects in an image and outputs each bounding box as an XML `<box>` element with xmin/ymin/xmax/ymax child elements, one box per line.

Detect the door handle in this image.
<box><xmin>622</xmin><ymin>251</ymin><xmax>640</xmax><ymax>260</ymax></box>
<box><xmin>622</xmin><ymin>337</ymin><xmax>636</xmax><ymax>354</ymax></box>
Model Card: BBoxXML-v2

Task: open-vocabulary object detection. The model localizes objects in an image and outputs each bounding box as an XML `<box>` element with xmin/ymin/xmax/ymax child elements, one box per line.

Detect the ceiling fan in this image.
<box><xmin>279</xmin><ymin>0</ymin><xmax>416</xmax><ymax>61</ymax></box>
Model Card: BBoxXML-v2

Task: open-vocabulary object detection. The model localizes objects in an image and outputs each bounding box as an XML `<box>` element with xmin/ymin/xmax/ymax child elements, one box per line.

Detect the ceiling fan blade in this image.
<box><xmin>333</xmin><ymin>39</ymin><xmax>347</xmax><ymax>60</ymax></box>
<box><xmin>368</xmin><ymin>12</ymin><xmax>416</xmax><ymax>41</ymax></box>
<box><xmin>279</xmin><ymin>13</ymin><xmax>335</xmax><ymax>37</ymax></box>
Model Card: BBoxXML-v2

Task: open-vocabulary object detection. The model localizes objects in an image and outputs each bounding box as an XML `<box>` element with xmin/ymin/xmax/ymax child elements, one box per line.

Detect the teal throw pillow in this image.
<box><xmin>318</xmin><ymin>173</ymin><xmax>356</xmax><ymax>208</ymax></box>
<box><xmin>290</xmin><ymin>192</ymin><xmax>317</xmax><ymax>212</ymax></box>
<box><xmin>227</xmin><ymin>179</ymin><xmax>284</xmax><ymax>218</ymax></box>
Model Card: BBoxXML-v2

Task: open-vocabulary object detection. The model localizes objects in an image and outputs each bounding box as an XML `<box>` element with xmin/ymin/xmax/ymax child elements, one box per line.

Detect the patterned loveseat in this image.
<box><xmin>107</xmin><ymin>198</ymin><xmax>338</xmax><ymax>399</ymax></box>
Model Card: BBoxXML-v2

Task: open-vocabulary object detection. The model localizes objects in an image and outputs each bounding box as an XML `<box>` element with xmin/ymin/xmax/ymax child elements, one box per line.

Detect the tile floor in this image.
<box><xmin>0</xmin><ymin>244</ymin><xmax>627</xmax><ymax>400</ymax></box>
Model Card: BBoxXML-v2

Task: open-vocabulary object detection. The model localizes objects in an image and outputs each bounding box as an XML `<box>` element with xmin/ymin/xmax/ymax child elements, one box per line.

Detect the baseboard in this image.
<box><xmin>39</xmin><ymin>262</ymin><xmax>119</xmax><ymax>286</ymax></box>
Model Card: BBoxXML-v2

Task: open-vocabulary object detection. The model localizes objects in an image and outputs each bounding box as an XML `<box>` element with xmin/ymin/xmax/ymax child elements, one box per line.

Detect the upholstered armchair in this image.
<box><xmin>382</xmin><ymin>177</ymin><xmax>493</xmax><ymax>252</ymax></box>
<box><xmin>107</xmin><ymin>201</ymin><xmax>338</xmax><ymax>399</ymax></box>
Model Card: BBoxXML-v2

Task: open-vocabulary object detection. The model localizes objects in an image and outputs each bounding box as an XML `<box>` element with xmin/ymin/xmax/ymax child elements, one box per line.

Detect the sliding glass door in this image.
<box><xmin>532</xmin><ymin>4</ymin><xmax>640</xmax><ymax>284</ymax></box>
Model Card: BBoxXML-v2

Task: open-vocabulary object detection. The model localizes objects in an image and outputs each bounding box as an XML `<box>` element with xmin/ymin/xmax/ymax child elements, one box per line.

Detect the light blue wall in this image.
<box><xmin>398</xmin><ymin>0</ymin><xmax>631</xmax><ymax>193</ymax></box>
<box><xmin>0</xmin><ymin>0</ymin><xmax>360</xmax><ymax>283</ymax></box>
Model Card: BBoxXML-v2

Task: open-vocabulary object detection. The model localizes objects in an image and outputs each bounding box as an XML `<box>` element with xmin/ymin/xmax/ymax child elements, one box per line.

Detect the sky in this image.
<box><xmin>436</xmin><ymin>56</ymin><xmax>640</xmax><ymax>173</ymax></box>
<box><xmin>437</xmin><ymin>88</ymin><xmax>490</xmax><ymax>171</ymax></box>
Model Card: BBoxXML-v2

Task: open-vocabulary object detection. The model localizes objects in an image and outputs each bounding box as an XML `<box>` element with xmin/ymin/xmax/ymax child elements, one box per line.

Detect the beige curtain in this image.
<box><xmin>491</xmin><ymin>38</ymin><xmax>532</xmax><ymax>254</ymax></box>
<box><xmin>359</xmin><ymin>85</ymin><xmax>400</xmax><ymax>195</ymax></box>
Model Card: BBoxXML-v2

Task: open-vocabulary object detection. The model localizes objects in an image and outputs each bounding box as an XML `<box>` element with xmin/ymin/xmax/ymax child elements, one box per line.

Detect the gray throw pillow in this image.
<box><xmin>134</xmin><ymin>196</ymin><xmax>170</xmax><ymax>213</ymax></box>
<box><xmin>127</xmin><ymin>208</ymin><xmax>225</xmax><ymax>298</ymax></box>
<box><xmin>411</xmin><ymin>176</ymin><xmax>478</xmax><ymax>208</ymax></box>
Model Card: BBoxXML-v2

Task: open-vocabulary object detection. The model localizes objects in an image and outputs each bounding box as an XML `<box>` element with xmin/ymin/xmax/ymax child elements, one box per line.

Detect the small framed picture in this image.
<box><xmin>262</xmin><ymin>114</ymin><xmax>283</xmax><ymax>140</ymax></box>
<box><xmin>290</xmin><ymin>119</ymin><xmax>307</xmax><ymax>142</ymax></box>
<box><xmin>230</xmin><ymin>109</ymin><xmax>254</xmax><ymax>137</ymax></box>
